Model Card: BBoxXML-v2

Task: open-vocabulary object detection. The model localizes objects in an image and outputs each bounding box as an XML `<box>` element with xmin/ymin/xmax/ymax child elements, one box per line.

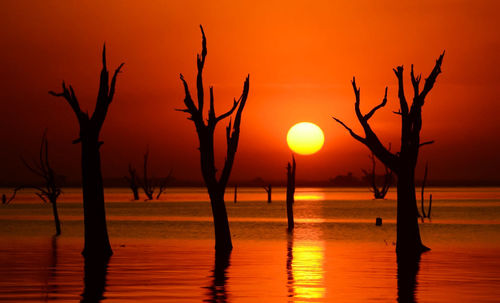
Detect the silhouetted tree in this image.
<box><xmin>155</xmin><ymin>171</ymin><xmax>173</xmax><ymax>200</ymax></box>
<box><xmin>419</xmin><ymin>162</ymin><xmax>432</xmax><ymax>221</ymax></box>
<box><xmin>49</xmin><ymin>45</ymin><xmax>124</xmax><ymax>259</ymax></box>
<box><xmin>177</xmin><ymin>25</ymin><xmax>250</xmax><ymax>253</ymax></box>
<box><xmin>13</xmin><ymin>132</ymin><xmax>62</xmax><ymax>235</ymax></box>
<box><xmin>124</xmin><ymin>163</ymin><xmax>139</xmax><ymax>201</ymax></box>
<box><xmin>141</xmin><ymin>148</ymin><xmax>155</xmax><ymax>200</ymax></box>
<box><xmin>286</xmin><ymin>156</ymin><xmax>296</xmax><ymax>232</ymax></box>
<box><xmin>362</xmin><ymin>151</ymin><xmax>393</xmax><ymax>199</ymax></box>
<box><xmin>333</xmin><ymin>53</ymin><xmax>444</xmax><ymax>255</ymax></box>
<box><xmin>264</xmin><ymin>184</ymin><xmax>272</xmax><ymax>203</ymax></box>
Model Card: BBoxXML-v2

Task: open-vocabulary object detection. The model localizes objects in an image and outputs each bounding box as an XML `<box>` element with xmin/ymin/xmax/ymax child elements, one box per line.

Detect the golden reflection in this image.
<box><xmin>287</xmin><ymin>236</ymin><xmax>325</xmax><ymax>302</ymax></box>
<box><xmin>294</xmin><ymin>193</ymin><xmax>325</xmax><ymax>201</ymax></box>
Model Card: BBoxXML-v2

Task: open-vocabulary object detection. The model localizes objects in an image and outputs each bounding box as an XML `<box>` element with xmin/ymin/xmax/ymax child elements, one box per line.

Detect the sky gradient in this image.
<box><xmin>1</xmin><ymin>0</ymin><xmax>499</xmax><ymax>184</ymax></box>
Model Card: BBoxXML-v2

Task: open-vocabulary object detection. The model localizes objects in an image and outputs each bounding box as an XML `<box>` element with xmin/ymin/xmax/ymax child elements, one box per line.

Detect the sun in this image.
<box><xmin>287</xmin><ymin>122</ymin><xmax>325</xmax><ymax>155</ymax></box>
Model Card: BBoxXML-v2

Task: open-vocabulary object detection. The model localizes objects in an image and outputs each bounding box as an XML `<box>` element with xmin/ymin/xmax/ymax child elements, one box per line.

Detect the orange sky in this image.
<box><xmin>1</xmin><ymin>0</ymin><xmax>499</xmax><ymax>184</ymax></box>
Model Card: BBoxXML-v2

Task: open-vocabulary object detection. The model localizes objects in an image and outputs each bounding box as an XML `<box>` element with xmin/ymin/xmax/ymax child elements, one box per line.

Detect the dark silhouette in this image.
<box><xmin>329</xmin><ymin>172</ymin><xmax>363</xmax><ymax>186</ymax></box>
<box><xmin>141</xmin><ymin>148</ymin><xmax>155</xmax><ymax>200</ymax></box>
<box><xmin>264</xmin><ymin>184</ymin><xmax>272</xmax><ymax>203</ymax></box>
<box><xmin>13</xmin><ymin>132</ymin><xmax>62</xmax><ymax>235</ymax></box>
<box><xmin>333</xmin><ymin>52</ymin><xmax>444</xmax><ymax>255</ymax></box>
<box><xmin>204</xmin><ymin>251</ymin><xmax>231</xmax><ymax>303</ymax></box>
<box><xmin>1</xmin><ymin>194</ymin><xmax>6</xmax><ymax>204</ymax></box>
<box><xmin>43</xmin><ymin>236</ymin><xmax>58</xmax><ymax>302</ymax></box>
<box><xmin>124</xmin><ymin>163</ymin><xmax>139</xmax><ymax>201</ymax></box>
<box><xmin>81</xmin><ymin>256</ymin><xmax>110</xmax><ymax>303</ymax></box>
<box><xmin>419</xmin><ymin>162</ymin><xmax>433</xmax><ymax>221</ymax></box>
<box><xmin>155</xmin><ymin>171</ymin><xmax>173</xmax><ymax>200</ymax></box>
<box><xmin>50</xmin><ymin>45</ymin><xmax>124</xmax><ymax>258</ymax></box>
<box><xmin>177</xmin><ymin>25</ymin><xmax>250</xmax><ymax>253</ymax></box>
<box><xmin>362</xmin><ymin>151</ymin><xmax>393</xmax><ymax>199</ymax></box>
<box><xmin>286</xmin><ymin>156</ymin><xmax>296</xmax><ymax>232</ymax></box>
<box><xmin>397</xmin><ymin>253</ymin><xmax>421</xmax><ymax>303</ymax></box>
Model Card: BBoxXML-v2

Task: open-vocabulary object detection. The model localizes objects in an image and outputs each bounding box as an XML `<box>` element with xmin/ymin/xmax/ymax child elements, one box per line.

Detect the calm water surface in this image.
<box><xmin>0</xmin><ymin>187</ymin><xmax>499</xmax><ymax>302</ymax></box>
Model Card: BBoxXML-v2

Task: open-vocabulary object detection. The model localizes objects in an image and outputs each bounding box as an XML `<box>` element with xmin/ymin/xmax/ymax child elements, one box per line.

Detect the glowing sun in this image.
<box><xmin>287</xmin><ymin>122</ymin><xmax>325</xmax><ymax>155</ymax></box>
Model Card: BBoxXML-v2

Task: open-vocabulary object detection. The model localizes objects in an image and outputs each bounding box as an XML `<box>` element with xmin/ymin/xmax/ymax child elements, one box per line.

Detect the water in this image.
<box><xmin>0</xmin><ymin>187</ymin><xmax>499</xmax><ymax>302</ymax></box>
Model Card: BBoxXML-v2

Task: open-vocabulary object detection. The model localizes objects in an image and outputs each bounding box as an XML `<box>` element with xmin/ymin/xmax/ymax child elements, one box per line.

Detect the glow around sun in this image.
<box><xmin>287</xmin><ymin>122</ymin><xmax>325</xmax><ymax>155</ymax></box>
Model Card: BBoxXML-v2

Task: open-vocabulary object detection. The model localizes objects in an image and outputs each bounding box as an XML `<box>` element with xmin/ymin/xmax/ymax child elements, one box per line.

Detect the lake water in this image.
<box><xmin>0</xmin><ymin>187</ymin><xmax>499</xmax><ymax>302</ymax></box>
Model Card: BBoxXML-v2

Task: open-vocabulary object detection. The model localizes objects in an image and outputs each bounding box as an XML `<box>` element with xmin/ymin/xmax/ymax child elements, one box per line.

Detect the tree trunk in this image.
<box><xmin>396</xmin><ymin>168</ymin><xmax>428</xmax><ymax>255</ymax></box>
<box><xmin>81</xmin><ymin>135</ymin><xmax>112</xmax><ymax>259</ymax></box>
<box><xmin>208</xmin><ymin>189</ymin><xmax>232</xmax><ymax>252</ymax></box>
<box><xmin>50</xmin><ymin>199</ymin><xmax>61</xmax><ymax>236</ymax></box>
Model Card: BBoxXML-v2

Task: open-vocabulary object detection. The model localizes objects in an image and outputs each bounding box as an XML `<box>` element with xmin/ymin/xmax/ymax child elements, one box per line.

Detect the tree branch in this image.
<box><xmin>363</xmin><ymin>87</ymin><xmax>388</xmax><ymax>121</ymax></box>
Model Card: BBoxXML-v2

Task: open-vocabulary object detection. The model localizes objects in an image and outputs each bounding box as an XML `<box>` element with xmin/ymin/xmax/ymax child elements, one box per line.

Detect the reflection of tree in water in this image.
<box><xmin>80</xmin><ymin>256</ymin><xmax>110</xmax><ymax>303</ymax></box>
<box><xmin>204</xmin><ymin>252</ymin><xmax>231</xmax><ymax>303</ymax></box>
<box><xmin>397</xmin><ymin>253</ymin><xmax>421</xmax><ymax>303</ymax></box>
<box><xmin>42</xmin><ymin>236</ymin><xmax>58</xmax><ymax>302</ymax></box>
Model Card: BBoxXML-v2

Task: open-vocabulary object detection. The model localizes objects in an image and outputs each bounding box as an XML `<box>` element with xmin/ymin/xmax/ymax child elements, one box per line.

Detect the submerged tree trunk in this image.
<box><xmin>396</xmin><ymin>169</ymin><xmax>428</xmax><ymax>254</ymax></box>
<box><xmin>178</xmin><ymin>26</ymin><xmax>249</xmax><ymax>253</ymax></box>
<box><xmin>208</xmin><ymin>189</ymin><xmax>233</xmax><ymax>252</ymax></box>
<box><xmin>81</xmin><ymin>136</ymin><xmax>112</xmax><ymax>258</ymax></box>
<box><xmin>286</xmin><ymin>156</ymin><xmax>296</xmax><ymax>232</ymax></box>
<box><xmin>333</xmin><ymin>53</ymin><xmax>444</xmax><ymax>255</ymax></box>
<box><xmin>50</xmin><ymin>45</ymin><xmax>124</xmax><ymax>259</ymax></box>
<box><xmin>50</xmin><ymin>199</ymin><xmax>61</xmax><ymax>236</ymax></box>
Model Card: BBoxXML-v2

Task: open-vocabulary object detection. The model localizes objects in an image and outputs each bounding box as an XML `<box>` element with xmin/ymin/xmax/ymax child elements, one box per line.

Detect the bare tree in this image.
<box><xmin>286</xmin><ymin>156</ymin><xmax>296</xmax><ymax>232</ymax></box>
<box><xmin>264</xmin><ymin>184</ymin><xmax>272</xmax><ymax>203</ymax></box>
<box><xmin>333</xmin><ymin>52</ymin><xmax>444</xmax><ymax>255</ymax></box>
<box><xmin>124</xmin><ymin>163</ymin><xmax>139</xmax><ymax>201</ymax></box>
<box><xmin>141</xmin><ymin>148</ymin><xmax>155</xmax><ymax>200</ymax></box>
<box><xmin>13</xmin><ymin>132</ymin><xmax>62</xmax><ymax>235</ymax></box>
<box><xmin>156</xmin><ymin>169</ymin><xmax>173</xmax><ymax>200</ymax></box>
<box><xmin>362</xmin><ymin>151</ymin><xmax>393</xmax><ymax>199</ymax></box>
<box><xmin>49</xmin><ymin>45</ymin><xmax>124</xmax><ymax>259</ymax></box>
<box><xmin>177</xmin><ymin>25</ymin><xmax>250</xmax><ymax>253</ymax></box>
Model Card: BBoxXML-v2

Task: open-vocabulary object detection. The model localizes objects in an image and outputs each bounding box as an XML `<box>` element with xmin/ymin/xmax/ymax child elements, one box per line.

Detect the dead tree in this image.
<box><xmin>264</xmin><ymin>184</ymin><xmax>272</xmax><ymax>203</ymax></box>
<box><xmin>333</xmin><ymin>52</ymin><xmax>444</xmax><ymax>255</ymax></box>
<box><xmin>286</xmin><ymin>156</ymin><xmax>296</xmax><ymax>232</ymax></box>
<box><xmin>49</xmin><ymin>45</ymin><xmax>123</xmax><ymax>259</ymax></box>
<box><xmin>362</xmin><ymin>151</ymin><xmax>393</xmax><ymax>199</ymax></box>
<box><xmin>420</xmin><ymin>162</ymin><xmax>432</xmax><ymax>221</ymax></box>
<box><xmin>156</xmin><ymin>169</ymin><xmax>173</xmax><ymax>200</ymax></box>
<box><xmin>14</xmin><ymin>132</ymin><xmax>62</xmax><ymax>235</ymax></box>
<box><xmin>141</xmin><ymin>149</ymin><xmax>155</xmax><ymax>200</ymax></box>
<box><xmin>124</xmin><ymin>163</ymin><xmax>139</xmax><ymax>201</ymax></box>
<box><xmin>177</xmin><ymin>25</ymin><xmax>250</xmax><ymax>253</ymax></box>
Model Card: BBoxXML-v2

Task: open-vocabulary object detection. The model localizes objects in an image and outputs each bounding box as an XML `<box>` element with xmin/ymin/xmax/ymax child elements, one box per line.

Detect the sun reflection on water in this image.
<box><xmin>288</xmin><ymin>238</ymin><xmax>326</xmax><ymax>301</ymax></box>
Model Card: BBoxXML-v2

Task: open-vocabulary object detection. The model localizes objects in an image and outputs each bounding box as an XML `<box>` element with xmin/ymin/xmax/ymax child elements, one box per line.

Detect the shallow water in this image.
<box><xmin>0</xmin><ymin>187</ymin><xmax>499</xmax><ymax>302</ymax></box>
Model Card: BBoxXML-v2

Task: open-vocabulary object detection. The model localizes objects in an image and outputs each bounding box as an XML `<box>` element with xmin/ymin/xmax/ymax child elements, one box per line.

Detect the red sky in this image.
<box><xmin>1</xmin><ymin>0</ymin><xmax>499</xmax><ymax>184</ymax></box>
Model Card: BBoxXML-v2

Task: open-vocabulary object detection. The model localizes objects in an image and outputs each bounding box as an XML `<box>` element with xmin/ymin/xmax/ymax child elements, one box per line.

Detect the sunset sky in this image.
<box><xmin>1</xmin><ymin>0</ymin><xmax>499</xmax><ymax>184</ymax></box>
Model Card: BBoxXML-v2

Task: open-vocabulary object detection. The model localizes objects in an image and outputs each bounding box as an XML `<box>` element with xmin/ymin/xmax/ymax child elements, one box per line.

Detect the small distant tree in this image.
<box><xmin>286</xmin><ymin>156</ymin><xmax>296</xmax><ymax>232</ymax></box>
<box><xmin>362</xmin><ymin>151</ymin><xmax>393</xmax><ymax>199</ymax></box>
<box><xmin>124</xmin><ymin>163</ymin><xmax>139</xmax><ymax>201</ymax></box>
<box><xmin>49</xmin><ymin>45</ymin><xmax>124</xmax><ymax>259</ymax></box>
<box><xmin>13</xmin><ymin>132</ymin><xmax>62</xmax><ymax>235</ymax></box>
<box><xmin>333</xmin><ymin>53</ymin><xmax>444</xmax><ymax>255</ymax></box>
<box><xmin>156</xmin><ymin>170</ymin><xmax>173</xmax><ymax>200</ymax></box>
<box><xmin>177</xmin><ymin>25</ymin><xmax>250</xmax><ymax>253</ymax></box>
<box><xmin>141</xmin><ymin>149</ymin><xmax>155</xmax><ymax>200</ymax></box>
<box><xmin>264</xmin><ymin>184</ymin><xmax>272</xmax><ymax>203</ymax></box>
